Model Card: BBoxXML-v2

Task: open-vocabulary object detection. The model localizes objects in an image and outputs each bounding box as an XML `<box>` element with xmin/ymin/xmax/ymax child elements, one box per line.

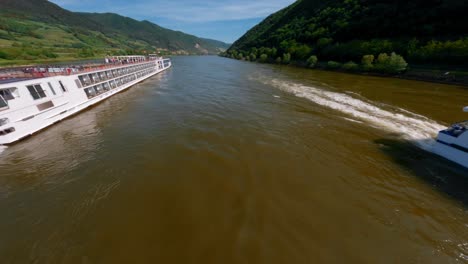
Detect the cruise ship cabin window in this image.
<box><xmin>84</xmin><ymin>87</ymin><xmax>96</xmax><ymax>99</ymax></box>
<box><xmin>92</xmin><ymin>73</ymin><xmax>100</xmax><ymax>82</ymax></box>
<box><xmin>0</xmin><ymin>95</ymin><xmax>8</xmax><ymax>108</ymax></box>
<box><xmin>58</xmin><ymin>81</ymin><xmax>67</xmax><ymax>92</ymax></box>
<box><xmin>79</xmin><ymin>75</ymin><xmax>91</xmax><ymax>86</ymax></box>
<box><xmin>0</xmin><ymin>89</ymin><xmax>15</xmax><ymax>100</ymax></box>
<box><xmin>75</xmin><ymin>79</ymin><xmax>82</xmax><ymax>88</ymax></box>
<box><xmin>47</xmin><ymin>83</ymin><xmax>56</xmax><ymax>95</ymax></box>
<box><xmin>27</xmin><ymin>85</ymin><xmax>47</xmax><ymax>100</ymax></box>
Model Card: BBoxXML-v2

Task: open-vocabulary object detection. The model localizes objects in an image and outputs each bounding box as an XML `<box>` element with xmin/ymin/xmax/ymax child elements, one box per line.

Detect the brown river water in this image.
<box><xmin>0</xmin><ymin>56</ymin><xmax>468</xmax><ymax>263</ymax></box>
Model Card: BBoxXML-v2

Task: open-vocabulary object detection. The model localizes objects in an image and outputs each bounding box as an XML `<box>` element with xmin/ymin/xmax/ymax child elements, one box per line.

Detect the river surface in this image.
<box><xmin>1</xmin><ymin>56</ymin><xmax>468</xmax><ymax>263</ymax></box>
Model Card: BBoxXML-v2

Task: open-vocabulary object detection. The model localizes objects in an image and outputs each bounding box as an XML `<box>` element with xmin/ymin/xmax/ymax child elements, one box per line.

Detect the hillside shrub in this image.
<box><xmin>282</xmin><ymin>53</ymin><xmax>291</xmax><ymax>64</ymax></box>
<box><xmin>294</xmin><ymin>44</ymin><xmax>312</xmax><ymax>59</ymax></box>
<box><xmin>276</xmin><ymin>57</ymin><xmax>282</xmax><ymax>64</ymax></box>
<box><xmin>317</xmin><ymin>38</ymin><xmax>333</xmax><ymax>48</ymax></box>
<box><xmin>342</xmin><ymin>61</ymin><xmax>359</xmax><ymax>71</ymax></box>
<box><xmin>306</xmin><ymin>55</ymin><xmax>318</xmax><ymax>68</ymax></box>
<box><xmin>361</xmin><ymin>55</ymin><xmax>374</xmax><ymax>71</ymax></box>
<box><xmin>327</xmin><ymin>61</ymin><xmax>341</xmax><ymax>69</ymax></box>
<box><xmin>0</xmin><ymin>51</ymin><xmax>8</xmax><ymax>59</ymax></box>
<box><xmin>409</xmin><ymin>38</ymin><xmax>468</xmax><ymax>64</ymax></box>
<box><xmin>43</xmin><ymin>50</ymin><xmax>58</xmax><ymax>58</ymax></box>
<box><xmin>259</xmin><ymin>54</ymin><xmax>268</xmax><ymax>63</ymax></box>
<box><xmin>374</xmin><ymin>52</ymin><xmax>407</xmax><ymax>74</ymax></box>
<box><xmin>78</xmin><ymin>48</ymin><xmax>95</xmax><ymax>58</ymax></box>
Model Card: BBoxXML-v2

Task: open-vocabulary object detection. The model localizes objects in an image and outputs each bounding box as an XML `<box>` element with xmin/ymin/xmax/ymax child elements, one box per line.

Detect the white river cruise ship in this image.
<box><xmin>0</xmin><ymin>55</ymin><xmax>171</xmax><ymax>145</ymax></box>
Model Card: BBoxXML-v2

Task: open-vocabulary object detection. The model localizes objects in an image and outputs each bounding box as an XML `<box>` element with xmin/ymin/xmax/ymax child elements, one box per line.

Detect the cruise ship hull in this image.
<box><xmin>0</xmin><ymin>57</ymin><xmax>171</xmax><ymax>145</ymax></box>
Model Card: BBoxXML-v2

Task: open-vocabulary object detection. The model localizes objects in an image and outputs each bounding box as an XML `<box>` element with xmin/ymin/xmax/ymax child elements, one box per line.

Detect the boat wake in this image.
<box><xmin>261</xmin><ymin>78</ymin><xmax>446</xmax><ymax>151</ymax></box>
<box><xmin>0</xmin><ymin>146</ymin><xmax>6</xmax><ymax>155</ymax></box>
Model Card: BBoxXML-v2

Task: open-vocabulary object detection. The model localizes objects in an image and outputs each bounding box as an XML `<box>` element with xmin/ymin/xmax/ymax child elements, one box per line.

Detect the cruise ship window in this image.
<box><xmin>92</xmin><ymin>73</ymin><xmax>100</xmax><ymax>82</ymax></box>
<box><xmin>58</xmin><ymin>81</ymin><xmax>67</xmax><ymax>92</ymax></box>
<box><xmin>75</xmin><ymin>79</ymin><xmax>82</xmax><ymax>88</ymax></box>
<box><xmin>47</xmin><ymin>83</ymin><xmax>56</xmax><ymax>95</ymax></box>
<box><xmin>84</xmin><ymin>87</ymin><xmax>96</xmax><ymax>99</ymax></box>
<box><xmin>79</xmin><ymin>75</ymin><xmax>91</xmax><ymax>86</ymax></box>
<box><xmin>0</xmin><ymin>95</ymin><xmax>7</xmax><ymax>108</ymax></box>
<box><xmin>0</xmin><ymin>89</ymin><xmax>15</xmax><ymax>100</ymax></box>
<box><xmin>27</xmin><ymin>85</ymin><xmax>47</xmax><ymax>100</ymax></box>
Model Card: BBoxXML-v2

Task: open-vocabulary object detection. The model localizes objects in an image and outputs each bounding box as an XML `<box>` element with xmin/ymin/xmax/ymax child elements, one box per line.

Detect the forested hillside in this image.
<box><xmin>0</xmin><ymin>0</ymin><xmax>229</xmax><ymax>65</ymax></box>
<box><xmin>227</xmin><ymin>0</ymin><xmax>468</xmax><ymax>69</ymax></box>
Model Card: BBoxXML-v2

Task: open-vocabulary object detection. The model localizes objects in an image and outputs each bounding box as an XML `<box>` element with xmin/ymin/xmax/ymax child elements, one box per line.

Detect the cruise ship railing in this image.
<box><xmin>0</xmin><ymin>58</ymin><xmax>163</xmax><ymax>81</ymax></box>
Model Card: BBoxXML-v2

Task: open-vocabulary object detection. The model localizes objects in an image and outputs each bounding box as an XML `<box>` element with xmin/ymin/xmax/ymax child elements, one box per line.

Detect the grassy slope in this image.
<box><xmin>81</xmin><ymin>13</ymin><xmax>229</xmax><ymax>53</ymax></box>
<box><xmin>0</xmin><ymin>0</ymin><xmax>229</xmax><ymax>66</ymax></box>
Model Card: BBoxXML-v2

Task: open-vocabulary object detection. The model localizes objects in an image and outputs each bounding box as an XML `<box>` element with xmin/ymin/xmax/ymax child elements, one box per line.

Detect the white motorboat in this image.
<box><xmin>433</xmin><ymin>106</ymin><xmax>468</xmax><ymax>168</ymax></box>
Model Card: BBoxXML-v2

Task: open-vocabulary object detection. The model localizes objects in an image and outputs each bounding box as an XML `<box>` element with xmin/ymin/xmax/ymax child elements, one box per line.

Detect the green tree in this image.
<box><xmin>0</xmin><ymin>50</ymin><xmax>8</xmax><ymax>59</ymax></box>
<box><xmin>250</xmin><ymin>53</ymin><xmax>257</xmax><ymax>61</ymax></box>
<box><xmin>376</xmin><ymin>53</ymin><xmax>389</xmax><ymax>63</ymax></box>
<box><xmin>342</xmin><ymin>61</ymin><xmax>359</xmax><ymax>71</ymax></box>
<box><xmin>387</xmin><ymin>52</ymin><xmax>408</xmax><ymax>73</ymax></box>
<box><xmin>361</xmin><ymin>54</ymin><xmax>374</xmax><ymax>71</ymax></box>
<box><xmin>259</xmin><ymin>54</ymin><xmax>268</xmax><ymax>63</ymax></box>
<box><xmin>306</xmin><ymin>55</ymin><xmax>318</xmax><ymax>68</ymax></box>
<box><xmin>375</xmin><ymin>52</ymin><xmax>407</xmax><ymax>74</ymax></box>
<box><xmin>282</xmin><ymin>53</ymin><xmax>291</xmax><ymax>64</ymax></box>
<box><xmin>271</xmin><ymin>47</ymin><xmax>278</xmax><ymax>58</ymax></box>
<box><xmin>327</xmin><ymin>61</ymin><xmax>341</xmax><ymax>69</ymax></box>
<box><xmin>251</xmin><ymin>47</ymin><xmax>258</xmax><ymax>57</ymax></box>
<box><xmin>317</xmin><ymin>38</ymin><xmax>333</xmax><ymax>49</ymax></box>
<box><xmin>294</xmin><ymin>44</ymin><xmax>312</xmax><ymax>59</ymax></box>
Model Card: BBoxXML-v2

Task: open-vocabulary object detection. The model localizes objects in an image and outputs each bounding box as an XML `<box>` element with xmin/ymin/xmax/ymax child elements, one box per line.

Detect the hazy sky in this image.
<box><xmin>49</xmin><ymin>0</ymin><xmax>296</xmax><ymax>43</ymax></box>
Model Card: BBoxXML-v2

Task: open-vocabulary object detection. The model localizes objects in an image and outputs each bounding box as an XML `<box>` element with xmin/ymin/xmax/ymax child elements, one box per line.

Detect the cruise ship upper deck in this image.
<box><xmin>0</xmin><ymin>55</ymin><xmax>162</xmax><ymax>83</ymax></box>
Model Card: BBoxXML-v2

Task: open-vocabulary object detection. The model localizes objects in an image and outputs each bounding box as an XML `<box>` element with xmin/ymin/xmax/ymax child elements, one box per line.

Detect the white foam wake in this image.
<box><xmin>264</xmin><ymin>78</ymin><xmax>446</xmax><ymax>151</ymax></box>
<box><xmin>0</xmin><ymin>146</ymin><xmax>6</xmax><ymax>155</ymax></box>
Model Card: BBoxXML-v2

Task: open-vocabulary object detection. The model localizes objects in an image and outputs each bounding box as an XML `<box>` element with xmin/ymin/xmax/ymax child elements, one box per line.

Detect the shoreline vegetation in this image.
<box><xmin>220</xmin><ymin>51</ymin><xmax>468</xmax><ymax>86</ymax></box>
<box><xmin>225</xmin><ymin>0</ymin><xmax>468</xmax><ymax>86</ymax></box>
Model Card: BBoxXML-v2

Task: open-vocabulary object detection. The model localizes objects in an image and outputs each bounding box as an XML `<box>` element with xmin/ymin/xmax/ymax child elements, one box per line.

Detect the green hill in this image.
<box><xmin>227</xmin><ymin>0</ymin><xmax>468</xmax><ymax>66</ymax></box>
<box><xmin>0</xmin><ymin>0</ymin><xmax>229</xmax><ymax>65</ymax></box>
<box><xmin>81</xmin><ymin>13</ymin><xmax>230</xmax><ymax>53</ymax></box>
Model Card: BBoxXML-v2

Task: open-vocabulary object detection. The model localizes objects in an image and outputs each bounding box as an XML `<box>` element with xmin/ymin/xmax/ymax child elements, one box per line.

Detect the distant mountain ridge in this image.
<box><xmin>0</xmin><ymin>0</ymin><xmax>229</xmax><ymax>64</ymax></box>
<box><xmin>80</xmin><ymin>12</ymin><xmax>230</xmax><ymax>53</ymax></box>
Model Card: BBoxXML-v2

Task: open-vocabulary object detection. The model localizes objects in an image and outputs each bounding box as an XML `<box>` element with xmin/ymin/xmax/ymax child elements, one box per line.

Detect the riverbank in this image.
<box><xmin>223</xmin><ymin>56</ymin><xmax>468</xmax><ymax>87</ymax></box>
<box><xmin>308</xmin><ymin>61</ymin><xmax>468</xmax><ymax>86</ymax></box>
